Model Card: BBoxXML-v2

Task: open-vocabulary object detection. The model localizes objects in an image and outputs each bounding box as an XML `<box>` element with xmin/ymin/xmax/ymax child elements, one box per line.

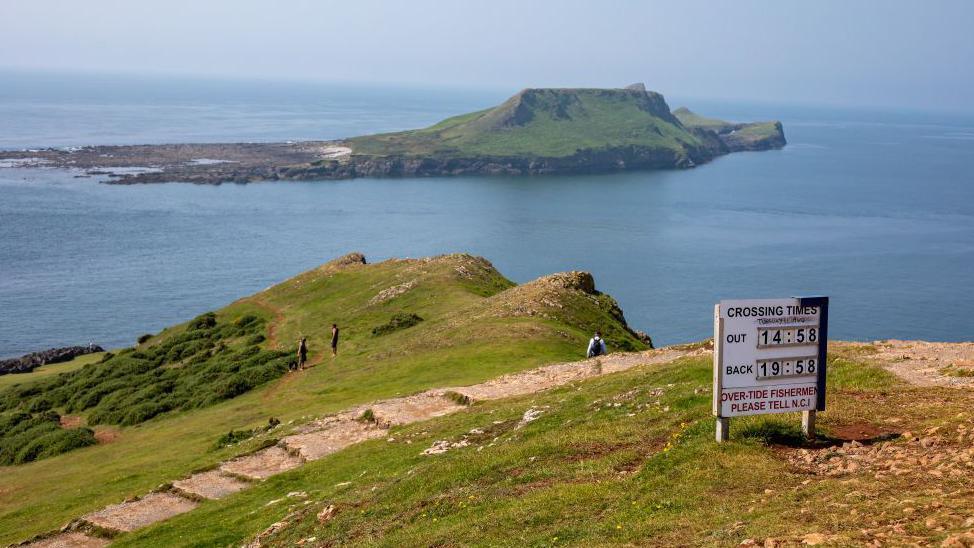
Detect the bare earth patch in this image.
<box><xmin>80</xmin><ymin>492</ymin><xmax>198</xmax><ymax>533</ymax></box>
<box><xmin>787</xmin><ymin>422</ymin><xmax>974</xmax><ymax>479</ymax></box>
<box><xmin>59</xmin><ymin>415</ymin><xmax>84</xmax><ymax>429</ymax></box>
<box><xmin>93</xmin><ymin>427</ymin><xmax>120</xmax><ymax>444</ymax></box>
<box><xmin>834</xmin><ymin>340</ymin><xmax>974</xmax><ymax>387</ymax></box>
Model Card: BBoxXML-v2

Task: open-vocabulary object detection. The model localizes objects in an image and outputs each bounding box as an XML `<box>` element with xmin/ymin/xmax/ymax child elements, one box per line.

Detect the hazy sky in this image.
<box><xmin>2</xmin><ymin>0</ymin><xmax>973</xmax><ymax>110</ymax></box>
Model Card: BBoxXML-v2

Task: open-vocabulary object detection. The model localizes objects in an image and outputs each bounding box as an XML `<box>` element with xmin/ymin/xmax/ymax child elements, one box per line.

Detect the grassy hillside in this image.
<box><xmin>113</xmin><ymin>346</ymin><xmax>974</xmax><ymax>547</ymax></box>
<box><xmin>673</xmin><ymin>107</ymin><xmax>786</xmax><ymax>150</ymax></box>
<box><xmin>346</xmin><ymin>87</ymin><xmax>707</xmax><ymax>159</ymax></box>
<box><xmin>0</xmin><ymin>253</ymin><xmax>647</xmax><ymax>544</ymax></box>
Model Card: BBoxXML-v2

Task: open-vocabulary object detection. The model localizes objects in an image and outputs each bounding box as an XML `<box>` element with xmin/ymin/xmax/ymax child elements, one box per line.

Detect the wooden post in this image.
<box><xmin>802</xmin><ymin>410</ymin><xmax>816</xmax><ymax>440</ymax></box>
<box><xmin>716</xmin><ymin>417</ymin><xmax>729</xmax><ymax>443</ymax></box>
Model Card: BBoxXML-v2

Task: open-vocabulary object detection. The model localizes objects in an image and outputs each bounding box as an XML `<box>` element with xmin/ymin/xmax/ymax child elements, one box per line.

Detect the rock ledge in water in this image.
<box><xmin>0</xmin><ymin>345</ymin><xmax>104</xmax><ymax>375</ymax></box>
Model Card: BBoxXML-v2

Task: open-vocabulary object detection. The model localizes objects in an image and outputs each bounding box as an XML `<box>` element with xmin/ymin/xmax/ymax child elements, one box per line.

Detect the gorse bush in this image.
<box><xmin>0</xmin><ymin>312</ymin><xmax>290</xmax><ymax>437</ymax></box>
<box><xmin>0</xmin><ymin>411</ymin><xmax>96</xmax><ymax>465</ymax></box>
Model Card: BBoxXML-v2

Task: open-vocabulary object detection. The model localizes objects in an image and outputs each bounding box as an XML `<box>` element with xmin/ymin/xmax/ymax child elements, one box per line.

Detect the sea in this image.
<box><xmin>1</xmin><ymin>71</ymin><xmax>972</xmax><ymax>358</ymax></box>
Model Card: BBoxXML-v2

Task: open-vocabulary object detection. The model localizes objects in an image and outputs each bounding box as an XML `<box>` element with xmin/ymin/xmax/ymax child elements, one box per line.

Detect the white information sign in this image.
<box><xmin>713</xmin><ymin>297</ymin><xmax>828</xmax><ymax>418</ymax></box>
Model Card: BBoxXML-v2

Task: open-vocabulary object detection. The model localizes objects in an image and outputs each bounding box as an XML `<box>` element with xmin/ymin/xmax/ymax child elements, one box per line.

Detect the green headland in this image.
<box><xmin>2</xmin><ymin>253</ymin><xmax>968</xmax><ymax>547</ymax></box>
<box><xmin>0</xmin><ymin>84</ymin><xmax>786</xmax><ymax>184</ymax></box>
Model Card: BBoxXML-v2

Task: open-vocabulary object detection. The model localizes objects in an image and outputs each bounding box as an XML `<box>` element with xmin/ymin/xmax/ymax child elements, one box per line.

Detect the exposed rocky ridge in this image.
<box><xmin>0</xmin><ymin>345</ymin><xmax>104</xmax><ymax>375</ymax></box>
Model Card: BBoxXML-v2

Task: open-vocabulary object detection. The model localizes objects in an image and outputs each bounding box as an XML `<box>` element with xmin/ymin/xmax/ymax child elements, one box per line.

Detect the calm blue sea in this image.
<box><xmin>1</xmin><ymin>71</ymin><xmax>972</xmax><ymax>357</ymax></box>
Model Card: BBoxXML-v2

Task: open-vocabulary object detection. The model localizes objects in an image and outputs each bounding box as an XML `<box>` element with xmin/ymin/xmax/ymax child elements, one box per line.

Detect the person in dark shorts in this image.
<box><xmin>331</xmin><ymin>324</ymin><xmax>339</xmax><ymax>356</ymax></box>
<box><xmin>296</xmin><ymin>337</ymin><xmax>308</xmax><ymax>371</ymax></box>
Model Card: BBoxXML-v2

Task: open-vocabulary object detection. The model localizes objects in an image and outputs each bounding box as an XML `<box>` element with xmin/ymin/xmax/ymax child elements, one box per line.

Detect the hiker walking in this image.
<box><xmin>331</xmin><ymin>324</ymin><xmax>340</xmax><ymax>357</ymax></box>
<box><xmin>586</xmin><ymin>331</ymin><xmax>606</xmax><ymax>358</ymax></box>
<box><xmin>296</xmin><ymin>337</ymin><xmax>308</xmax><ymax>371</ymax></box>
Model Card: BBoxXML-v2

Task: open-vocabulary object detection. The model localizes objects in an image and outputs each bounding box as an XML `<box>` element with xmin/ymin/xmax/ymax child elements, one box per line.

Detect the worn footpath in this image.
<box><xmin>21</xmin><ymin>346</ymin><xmax>705</xmax><ymax>547</ymax></box>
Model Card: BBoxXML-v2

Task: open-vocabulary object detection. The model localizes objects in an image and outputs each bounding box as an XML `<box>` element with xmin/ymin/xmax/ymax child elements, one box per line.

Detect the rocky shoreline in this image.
<box><xmin>0</xmin><ymin>345</ymin><xmax>104</xmax><ymax>375</ymax></box>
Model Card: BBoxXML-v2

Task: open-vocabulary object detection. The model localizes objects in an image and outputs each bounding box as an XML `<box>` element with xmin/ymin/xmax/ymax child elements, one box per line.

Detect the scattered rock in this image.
<box><xmin>516</xmin><ymin>407</ymin><xmax>544</xmax><ymax>429</ymax></box>
<box><xmin>317</xmin><ymin>504</ymin><xmax>337</xmax><ymax>523</ymax></box>
<box><xmin>421</xmin><ymin>439</ymin><xmax>470</xmax><ymax>456</ymax></box>
<box><xmin>368</xmin><ymin>280</ymin><xmax>417</xmax><ymax>306</ymax></box>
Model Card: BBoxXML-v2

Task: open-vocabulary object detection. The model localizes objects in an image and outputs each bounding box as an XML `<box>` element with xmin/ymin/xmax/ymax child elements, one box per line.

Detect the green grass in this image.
<box><xmin>673</xmin><ymin>107</ymin><xmax>784</xmax><ymax>144</ymax></box>
<box><xmin>112</xmin><ymin>349</ymin><xmax>968</xmax><ymax>547</ymax></box>
<box><xmin>0</xmin><ymin>352</ymin><xmax>106</xmax><ymax>390</ymax></box>
<box><xmin>347</xmin><ymin>88</ymin><xmax>704</xmax><ymax>159</ymax></box>
<box><xmin>0</xmin><ymin>254</ymin><xmax>647</xmax><ymax>544</ymax></box>
<box><xmin>734</xmin><ymin>121</ymin><xmax>784</xmax><ymax>140</ymax></box>
<box><xmin>672</xmin><ymin>107</ymin><xmax>729</xmax><ymax>129</ymax></box>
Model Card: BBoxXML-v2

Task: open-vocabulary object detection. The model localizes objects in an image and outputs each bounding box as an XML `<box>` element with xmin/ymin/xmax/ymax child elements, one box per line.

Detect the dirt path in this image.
<box><xmin>834</xmin><ymin>340</ymin><xmax>974</xmax><ymax>387</ymax></box>
<box><xmin>26</xmin><ymin>340</ymin><xmax>974</xmax><ymax>545</ymax></box>
<box><xmin>243</xmin><ymin>296</ymin><xmax>332</xmax><ymax>404</ymax></box>
<box><xmin>25</xmin><ymin>345</ymin><xmax>707</xmax><ymax>546</ymax></box>
<box><xmin>243</xmin><ymin>297</ymin><xmax>286</xmax><ymax>351</ymax></box>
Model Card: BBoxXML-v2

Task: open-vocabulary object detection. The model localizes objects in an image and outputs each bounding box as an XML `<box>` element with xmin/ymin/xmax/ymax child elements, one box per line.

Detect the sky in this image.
<box><xmin>1</xmin><ymin>0</ymin><xmax>973</xmax><ymax>111</ymax></box>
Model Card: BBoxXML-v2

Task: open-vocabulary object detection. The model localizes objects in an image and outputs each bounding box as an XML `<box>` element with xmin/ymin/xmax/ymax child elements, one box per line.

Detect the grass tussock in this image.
<box><xmin>941</xmin><ymin>364</ymin><xmax>974</xmax><ymax>377</ymax></box>
<box><xmin>443</xmin><ymin>391</ymin><xmax>472</xmax><ymax>406</ymax></box>
<box><xmin>359</xmin><ymin>408</ymin><xmax>378</xmax><ymax>424</ymax></box>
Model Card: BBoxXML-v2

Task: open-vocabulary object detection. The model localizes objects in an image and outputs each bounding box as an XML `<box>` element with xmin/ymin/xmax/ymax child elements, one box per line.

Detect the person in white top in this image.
<box><xmin>586</xmin><ymin>331</ymin><xmax>607</xmax><ymax>358</ymax></box>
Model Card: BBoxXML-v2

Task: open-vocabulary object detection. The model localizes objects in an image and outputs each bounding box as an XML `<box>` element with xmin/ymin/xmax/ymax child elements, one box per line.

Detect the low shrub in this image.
<box><xmin>0</xmin><ymin>411</ymin><xmax>96</xmax><ymax>465</ymax></box>
<box><xmin>371</xmin><ymin>312</ymin><xmax>424</xmax><ymax>336</ymax></box>
<box><xmin>137</xmin><ymin>333</ymin><xmax>152</xmax><ymax>344</ymax></box>
<box><xmin>188</xmin><ymin>312</ymin><xmax>217</xmax><ymax>331</ymax></box>
<box><xmin>0</xmin><ymin>311</ymin><xmax>291</xmax><ymax>465</ymax></box>
<box><xmin>215</xmin><ymin>428</ymin><xmax>257</xmax><ymax>448</ymax></box>
<box><xmin>444</xmin><ymin>391</ymin><xmax>472</xmax><ymax>406</ymax></box>
<box><xmin>214</xmin><ymin>417</ymin><xmax>281</xmax><ymax>448</ymax></box>
<box><xmin>359</xmin><ymin>408</ymin><xmax>378</xmax><ymax>424</ymax></box>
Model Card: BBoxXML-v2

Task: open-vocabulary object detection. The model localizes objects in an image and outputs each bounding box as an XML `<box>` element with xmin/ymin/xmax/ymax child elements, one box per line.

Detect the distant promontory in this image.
<box><xmin>0</xmin><ymin>84</ymin><xmax>785</xmax><ymax>184</ymax></box>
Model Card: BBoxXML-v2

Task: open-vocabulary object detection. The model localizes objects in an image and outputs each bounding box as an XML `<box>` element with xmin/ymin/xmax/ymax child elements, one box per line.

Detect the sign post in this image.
<box><xmin>713</xmin><ymin>297</ymin><xmax>828</xmax><ymax>442</ymax></box>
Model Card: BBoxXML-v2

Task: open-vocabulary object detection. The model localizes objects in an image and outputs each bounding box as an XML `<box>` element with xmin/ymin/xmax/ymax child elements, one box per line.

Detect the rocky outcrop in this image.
<box><xmin>672</xmin><ymin>107</ymin><xmax>787</xmax><ymax>153</ymax></box>
<box><xmin>719</xmin><ymin>120</ymin><xmax>787</xmax><ymax>151</ymax></box>
<box><xmin>330</xmin><ymin>144</ymin><xmax>703</xmax><ymax>179</ymax></box>
<box><xmin>0</xmin><ymin>345</ymin><xmax>104</xmax><ymax>375</ymax></box>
